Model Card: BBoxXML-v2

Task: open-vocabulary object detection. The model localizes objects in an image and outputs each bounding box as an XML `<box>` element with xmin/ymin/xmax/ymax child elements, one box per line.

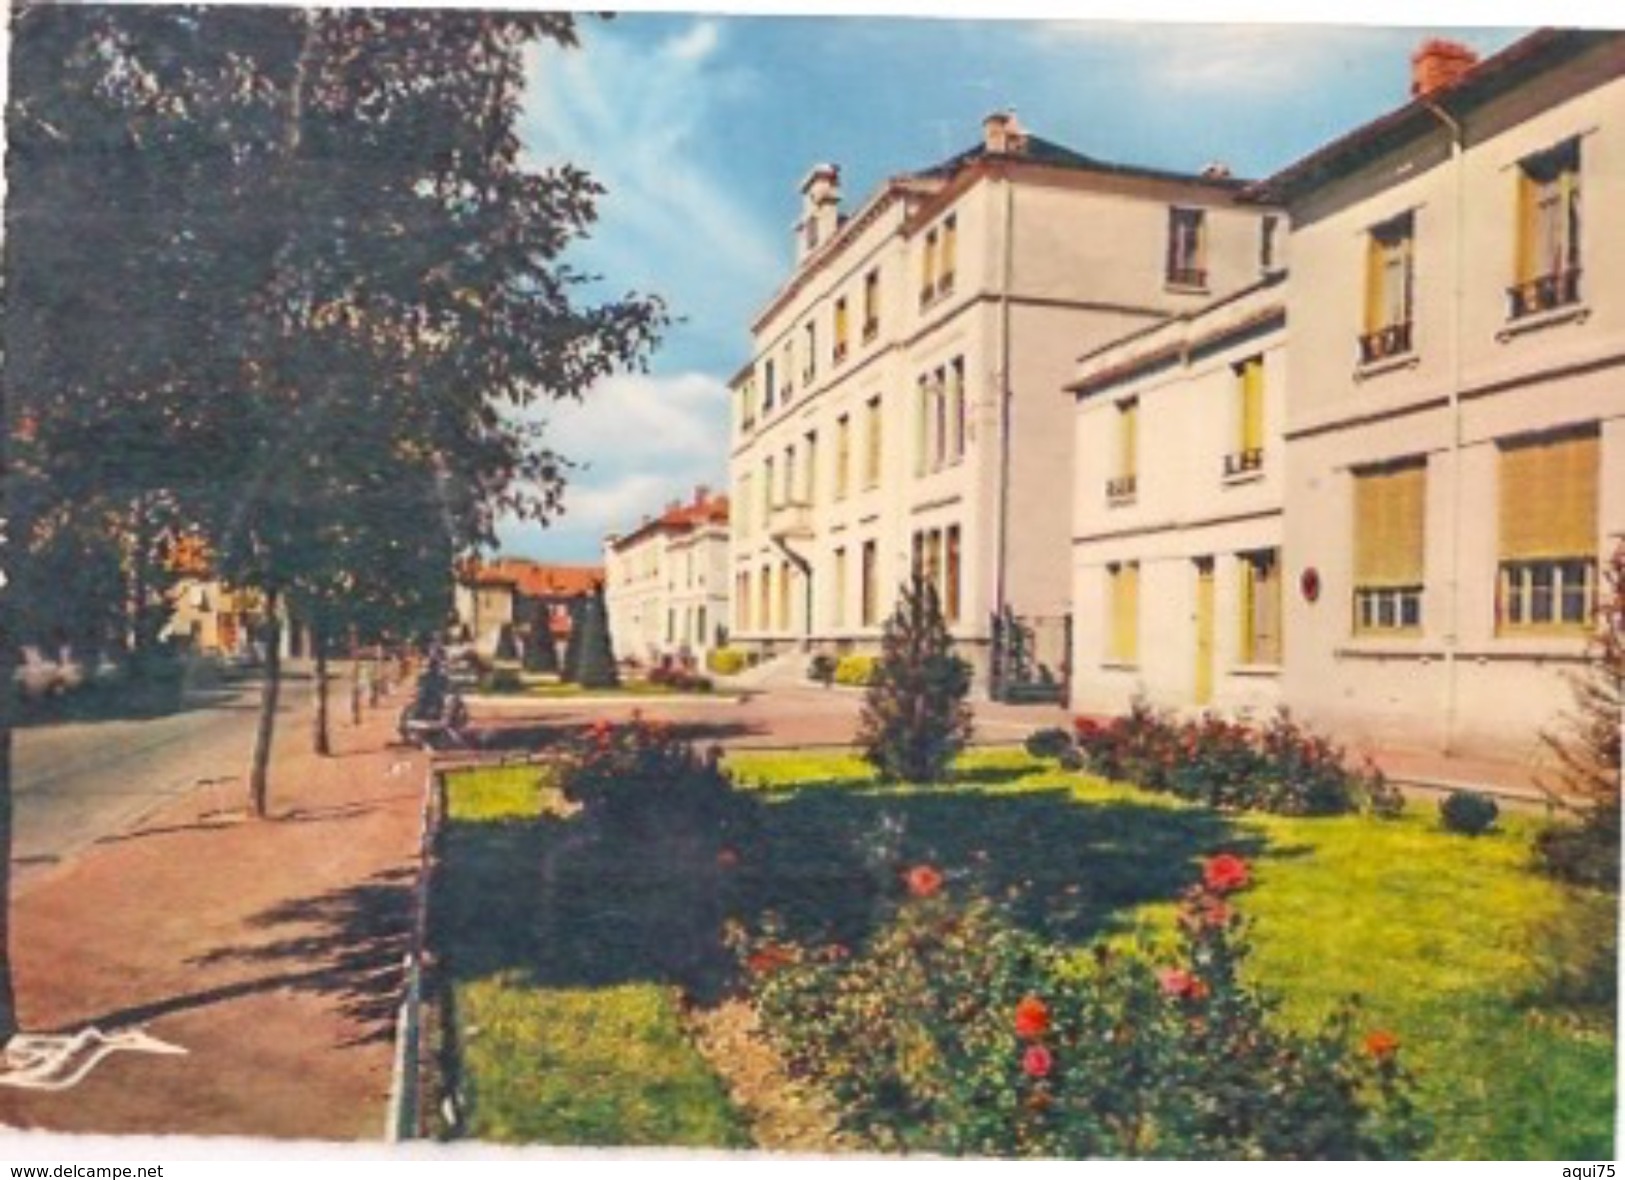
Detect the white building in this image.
<box><xmin>729</xmin><ymin>113</ymin><xmax>1278</xmax><ymax>690</ymax></box>
<box><xmin>604</xmin><ymin>488</ymin><xmax>731</xmax><ymax>665</ymax></box>
<box><xmin>1069</xmin><ymin>274</ymin><xmax>1288</xmax><ymax>718</ymax></box>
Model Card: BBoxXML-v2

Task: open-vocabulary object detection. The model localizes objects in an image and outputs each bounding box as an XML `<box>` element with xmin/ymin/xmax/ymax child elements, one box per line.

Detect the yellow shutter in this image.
<box><xmin>1124</xmin><ymin>563</ymin><xmax>1140</xmax><ymax>663</ymax></box>
<box><xmin>942</xmin><ymin>218</ymin><xmax>957</xmax><ymax>280</ymax></box>
<box><xmin>1363</xmin><ymin>234</ymin><xmax>1384</xmax><ymax>333</ymax></box>
<box><xmin>1354</xmin><ymin>462</ymin><xmax>1426</xmax><ymax>587</ymax></box>
<box><xmin>833</xmin><ymin>548</ymin><xmax>846</xmax><ymax>626</ymax></box>
<box><xmin>1239</xmin><ymin>359</ymin><xmax>1264</xmax><ymax>452</ymax></box>
<box><xmin>1237</xmin><ymin>557</ymin><xmax>1256</xmax><ymax>665</ymax></box>
<box><xmin>867</xmin><ymin>398</ymin><xmax>882</xmax><ymax>485</ymax></box>
<box><xmin>1500</xmin><ymin>431</ymin><xmax>1599</xmax><ymax>560</ymax></box>
<box><xmin>1515</xmin><ymin>168</ymin><xmax>1538</xmax><ymax>285</ymax></box>
<box><xmin>1120</xmin><ymin>400</ymin><xmax>1138</xmax><ymax>479</ymax></box>
<box><xmin>1110</xmin><ymin>564</ymin><xmax>1139</xmax><ymax>662</ymax></box>
<box><xmin>835</xmin><ymin>300</ymin><xmax>848</xmax><ymax>348</ymax></box>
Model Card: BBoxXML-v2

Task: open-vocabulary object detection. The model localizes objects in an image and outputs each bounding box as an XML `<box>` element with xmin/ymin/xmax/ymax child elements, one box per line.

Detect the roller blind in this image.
<box><xmin>1499</xmin><ymin>431</ymin><xmax>1598</xmax><ymax>561</ymax></box>
<box><xmin>1353</xmin><ymin>461</ymin><xmax>1426</xmax><ymax>587</ymax></box>
<box><xmin>1110</xmin><ymin>563</ymin><xmax>1139</xmax><ymax>663</ymax></box>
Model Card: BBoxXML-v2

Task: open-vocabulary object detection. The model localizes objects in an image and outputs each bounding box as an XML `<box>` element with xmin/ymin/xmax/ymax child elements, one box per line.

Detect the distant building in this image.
<box><xmin>728</xmin><ymin>112</ymin><xmax>1278</xmax><ymax>688</ymax></box>
<box><xmin>1243</xmin><ymin>30</ymin><xmax>1625</xmax><ymax>760</ymax></box>
<box><xmin>603</xmin><ymin>487</ymin><xmax>731</xmax><ymax>664</ymax></box>
<box><xmin>1068</xmin><ymin>273</ymin><xmax>1288</xmax><ymax>718</ymax></box>
<box><xmin>453</xmin><ymin>558</ymin><xmax>602</xmax><ymax>657</ymax></box>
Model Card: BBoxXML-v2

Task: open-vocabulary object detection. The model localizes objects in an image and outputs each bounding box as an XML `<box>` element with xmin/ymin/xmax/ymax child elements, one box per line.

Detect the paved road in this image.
<box><xmin>12</xmin><ymin>673</ymin><xmax>316</xmax><ymax>894</ymax></box>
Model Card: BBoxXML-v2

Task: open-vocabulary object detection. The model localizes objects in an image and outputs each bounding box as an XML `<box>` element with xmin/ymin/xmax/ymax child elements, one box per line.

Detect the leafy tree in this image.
<box><xmin>0</xmin><ymin>6</ymin><xmax>663</xmax><ymax>1040</ymax></box>
<box><xmin>573</xmin><ymin>583</ymin><xmax>620</xmax><ymax>690</ymax></box>
<box><xmin>560</xmin><ymin>594</ymin><xmax>586</xmax><ymax>684</ymax></box>
<box><xmin>524</xmin><ymin>620</ymin><xmax>559</xmax><ymax>675</ymax></box>
<box><xmin>858</xmin><ymin>575</ymin><xmax>974</xmax><ymax>783</ymax></box>
<box><xmin>1537</xmin><ymin>541</ymin><xmax>1624</xmax><ymax>889</ymax></box>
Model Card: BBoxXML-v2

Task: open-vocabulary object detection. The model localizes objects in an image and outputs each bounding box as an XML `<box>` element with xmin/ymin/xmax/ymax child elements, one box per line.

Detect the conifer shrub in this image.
<box><xmin>856</xmin><ymin>575</ymin><xmax>973</xmax><ymax>783</ymax></box>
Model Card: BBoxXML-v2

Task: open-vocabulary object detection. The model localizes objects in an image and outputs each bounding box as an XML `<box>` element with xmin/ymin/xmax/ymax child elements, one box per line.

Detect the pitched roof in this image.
<box><xmin>1244</xmin><ymin>29</ymin><xmax>1619</xmax><ymax>206</ymax></box>
<box><xmin>465</xmin><ymin>559</ymin><xmax>601</xmax><ymax>599</ymax></box>
<box><xmin>610</xmin><ymin>491</ymin><xmax>730</xmax><ymax>551</ymax></box>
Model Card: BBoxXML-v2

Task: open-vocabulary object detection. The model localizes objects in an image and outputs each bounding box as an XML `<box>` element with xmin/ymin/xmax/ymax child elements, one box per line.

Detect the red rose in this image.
<box><xmin>1364</xmin><ymin>1030</ymin><xmax>1400</xmax><ymax>1060</ymax></box>
<box><xmin>746</xmin><ymin>944</ymin><xmax>795</xmax><ymax>975</ymax></box>
<box><xmin>1202</xmin><ymin>853</ymin><xmax>1251</xmax><ymax>894</ymax></box>
<box><xmin>1014</xmin><ymin>995</ymin><xmax>1050</xmax><ymax>1039</ymax></box>
<box><xmin>716</xmin><ymin>847</ymin><xmax>739</xmax><ymax>869</ymax></box>
<box><xmin>1158</xmin><ymin>967</ymin><xmax>1194</xmax><ymax>997</ymax></box>
<box><xmin>1022</xmin><ymin>1044</ymin><xmax>1053</xmax><ymax>1079</ymax></box>
<box><xmin>905</xmin><ymin>864</ymin><xmax>944</xmax><ymax>899</ymax></box>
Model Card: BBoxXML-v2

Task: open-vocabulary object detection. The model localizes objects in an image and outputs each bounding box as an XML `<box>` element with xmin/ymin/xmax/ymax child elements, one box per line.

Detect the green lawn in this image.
<box><xmin>436</xmin><ymin>749</ymin><xmax>1616</xmax><ymax>1158</ymax></box>
<box><xmin>434</xmin><ymin>765</ymin><xmax>747</xmax><ymax>1148</ymax></box>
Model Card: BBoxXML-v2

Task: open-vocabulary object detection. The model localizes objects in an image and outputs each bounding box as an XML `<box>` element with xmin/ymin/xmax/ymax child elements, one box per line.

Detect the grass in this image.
<box><xmin>435</xmin><ymin>748</ymin><xmax>1616</xmax><ymax>1158</ymax></box>
<box><xmin>722</xmin><ymin>748</ymin><xmax>1618</xmax><ymax>1160</ymax></box>
<box><xmin>433</xmin><ymin>764</ymin><xmax>747</xmax><ymax>1149</ymax></box>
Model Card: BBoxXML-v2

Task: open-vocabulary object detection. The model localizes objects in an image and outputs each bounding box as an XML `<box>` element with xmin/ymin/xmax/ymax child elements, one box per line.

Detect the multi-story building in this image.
<box><xmin>453</xmin><ymin>558</ymin><xmax>601</xmax><ymax>657</ymax></box>
<box><xmin>729</xmin><ymin>112</ymin><xmax>1278</xmax><ymax>686</ymax></box>
<box><xmin>1069</xmin><ymin>273</ymin><xmax>1288</xmax><ymax>717</ymax></box>
<box><xmin>1244</xmin><ymin>30</ymin><xmax>1625</xmax><ymax>761</ymax></box>
<box><xmin>604</xmin><ymin>487</ymin><xmax>730</xmax><ymax>665</ymax></box>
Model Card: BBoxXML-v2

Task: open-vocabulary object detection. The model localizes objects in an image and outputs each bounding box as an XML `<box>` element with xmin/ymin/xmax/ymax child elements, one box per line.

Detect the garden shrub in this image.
<box><xmin>647</xmin><ymin>664</ymin><xmax>715</xmax><ymax>693</ymax></box>
<box><xmin>1073</xmin><ymin>702</ymin><xmax>1395</xmax><ymax>817</ymax></box>
<box><xmin>1023</xmin><ymin>727</ymin><xmax>1075</xmax><ymax>762</ymax></box>
<box><xmin>480</xmin><ymin>664</ymin><xmax>524</xmax><ymax>694</ymax></box>
<box><xmin>857</xmin><ymin>575</ymin><xmax>973</xmax><ymax>783</ymax></box>
<box><xmin>808</xmin><ymin>654</ymin><xmax>838</xmax><ymax>685</ymax></box>
<box><xmin>740</xmin><ymin>855</ymin><xmax>1426</xmax><ymax>1159</ymax></box>
<box><xmin>834</xmin><ymin>654</ymin><xmax>878</xmax><ymax>687</ymax></box>
<box><xmin>706</xmin><ymin>647</ymin><xmax>748</xmax><ymax>676</ymax></box>
<box><xmin>1438</xmin><ymin>789</ymin><xmax>1499</xmax><ymax>837</ymax></box>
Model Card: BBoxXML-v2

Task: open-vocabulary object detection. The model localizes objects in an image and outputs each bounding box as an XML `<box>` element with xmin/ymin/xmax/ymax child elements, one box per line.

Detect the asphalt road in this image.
<box><xmin>11</xmin><ymin>672</ymin><xmax>315</xmax><ymax>894</ymax></box>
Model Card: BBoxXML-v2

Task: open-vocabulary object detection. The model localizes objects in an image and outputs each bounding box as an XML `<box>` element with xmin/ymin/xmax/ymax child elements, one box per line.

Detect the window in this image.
<box><xmin>834</xmin><ymin>297</ymin><xmax>850</xmax><ymax>363</ymax></box>
<box><xmin>864</xmin><ymin>395</ymin><xmax>883</xmax><ymax>488</ymax></box>
<box><xmin>1353</xmin><ymin>460</ymin><xmax>1426</xmax><ymax>634</ymax></box>
<box><xmin>1227</xmin><ymin>356</ymin><xmax>1265</xmax><ymax>477</ymax></box>
<box><xmin>861</xmin><ymin>540</ymin><xmax>879</xmax><ymax>627</ymax></box>
<box><xmin>762</xmin><ymin>457</ymin><xmax>774</xmax><ymax>517</ymax></box>
<box><xmin>739</xmin><ymin>379</ymin><xmax>757</xmax><ymax>433</ymax></box>
<box><xmin>1361</xmin><ymin>213</ymin><xmax>1415</xmax><ymax>363</ymax></box>
<box><xmin>783</xmin><ymin>445</ymin><xmax>797</xmax><ymax>506</ymax></box>
<box><xmin>763</xmin><ymin>359</ymin><xmax>776</xmax><ymax>412</ymax></box>
<box><xmin>914</xmin><ymin>374</ymin><xmax>931</xmax><ymax>477</ymax></box>
<box><xmin>920</xmin><ymin>228</ymin><xmax>938</xmax><ymax>307</ymax></box>
<box><xmin>916</xmin><ymin>367</ymin><xmax>958</xmax><ymax>476</ymax></box>
<box><xmin>804</xmin><ymin>430</ymin><xmax>819</xmax><ymax>504</ymax></box>
<box><xmin>949</xmin><ymin>358</ymin><xmax>966</xmax><ymax>462</ymax></box>
<box><xmin>836</xmin><ymin>414</ymin><xmax>851</xmax><ymax>499</ymax></box>
<box><xmin>737</xmin><ymin>570</ymin><xmax>750</xmax><ymax>631</ymax></box>
<box><xmin>803</xmin><ymin>321</ymin><xmax>817</xmax><ymax>384</ymax></box>
<box><xmin>779</xmin><ymin>559</ymin><xmax>792</xmax><ymax>631</ymax></box>
<box><xmin>945</xmin><ymin>524</ymin><xmax>961</xmax><ymax>623</ymax></box>
<box><xmin>940</xmin><ymin>215</ymin><xmax>957</xmax><ymax>295</ymax></box>
<box><xmin>1107</xmin><ymin>562</ymin><xmax>1139</xmax><ymax>664</ymax></box>
<box><xmin>1238</xmin><ymin>549</ymin><xmax>1283</xmax><ymax>666</ymax></box>
<box><xmin>782</xmin><ymin>339</ymin><xmax>795</xmax><ymax>400</ymax></box>
<box><xmin>863</xmin><ymin>268</ymin><xmax>881</xmax><ymax>342</ymax></box>
<box><xmin>1511</xmin><ymin>138</ymin><xmax>1582</xmax><ymax>319</ymax></box>
<box><xmin>1497</xmin><ymin>428</ymin><xmax>1598</xmax><ymax>634</ymax></box>
<box><xmin>1166</xmin><ymin>207</ymin><xmax>1207</xmax><ymax>287</ymax></box>
<box><xmin>832</xmin><ymin>546</ymin><xmax>848</xmax><ymax>627</ymax></box>
<box><xmin>1260</xmin><ymin>214</ymin><xmax>1280</xmax><ymax>272</ymax></box>
<box><xmin>1107</xmin><ymin>398</ymin><xmax>1138</xmax><ymax>503</ymax></box>
<box><xmin>759</xmin><ymin>564</ymin><xmax>772</xmax><ymax>632</ymax></box>
<box><xmin>912</xmin><ymin>527</ymin><xmax>948</xmax><ymax>607</ymax></box>
<box><xmin>737</xmin><ymin>473</ymin><xmax>752</xmax><ymax>538</ymax></box>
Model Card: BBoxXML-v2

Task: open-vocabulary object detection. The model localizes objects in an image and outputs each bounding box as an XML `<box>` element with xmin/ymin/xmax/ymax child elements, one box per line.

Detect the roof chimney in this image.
<box><xmin>1200</xmin><ymin>161</ymin><xmax>1232</xmax><ymax>180</ymax></box>
<box><xmin>797</xmin><ymin>164</ymin><xmax>842</xmax><ymax>263</ymax></box>
<box><xmin>1410</xmin><ymin>38</ymin><xmax>1478</xmax><ymax>98</ymax></box>
<box><xmin>693</xmin><ymin>484</ymin><xmax>710</xmax><ymax>506</ymax></box>
<box><xmin>983</xmin><ymin>110</ymin><xmax>1027</xmax><ymax>156</ymax></box>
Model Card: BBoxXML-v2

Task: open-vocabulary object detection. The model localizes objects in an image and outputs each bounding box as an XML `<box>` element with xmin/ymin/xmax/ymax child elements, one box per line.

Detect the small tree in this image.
<box><xmin>573</xmin><ymin>583</ymin><xmax>620</xmax><ymax>690</ymax></box>
<box><xmin>858</xmin><ymin>574</ymin><xmax>973</xmax><ymax>783</ymax></box>
<box><xmin>559</xmin><ymin>594</ymin><xmax>586</xmax><ymax>684</ymax></box>
<box><xmin>1537</xmin><ymin>540</ymin><xmax>1624</xmax><ymax>889</ymax></box>
<box><xmin>525</xmin><ymin>621</ymin><xmax>559</xmax><ymax>674</ymax></box>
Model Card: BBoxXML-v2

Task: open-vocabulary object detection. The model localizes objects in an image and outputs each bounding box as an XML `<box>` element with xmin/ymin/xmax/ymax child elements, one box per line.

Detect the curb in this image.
<box><xmin>385</xmin><ymin>763</ymin><xmax>443</xmax><ymax>1142</ymax></box>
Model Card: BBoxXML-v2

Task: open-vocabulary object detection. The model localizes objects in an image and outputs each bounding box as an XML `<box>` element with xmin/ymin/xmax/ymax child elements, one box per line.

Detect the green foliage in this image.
<box><xmin>522</xmin><ymin>624</ymin><xmax>558</xmax><ymax>674</ymax></box>
<box><xmin>1023</xmin><ymin>728</ymin><xmax>1074</xmax><ymax>761</ymax></box>
<box><xmin>706</xmin><ymin>647</ymin><xmax>748</xmax><ymax>676</ymax></box>
<box><xmin>570</xmin><ymin>586</ymin><xmax>619</xmax><ymax>690</ymax></box>
<box><xmin>742</xmin><ymin>857</ymin><xmax>1427</xmax><ymax>1159</ymax></box>
<box><xmin>834</xmin><ymin>654</ymin><xmax>878</xmax><ymax>687</ymax></box>
<box><xmin>807</xmin><ymin>654</ymin><xmax>838</xmax><ymax>684</ymax></box>
<box><xmin>559</xmin><ymin>597</ymin><xmax>585</xmax><ymax>684</ymax></box>
<box><xmin>1075</xmin><ymin>702</ymin><xmax>1395</xmax><ymax>817</ymax></box>
<box><xmin>1439</xmin><ymin>790</ymin><xmax>1500</xmax><ymax>837</ymax></box>
<box><xmin>480</xmin><ymin>664</ymin><xmax>524</xmax><ymax>694</ymax></box>
<box><xmin>857</xmin><ymin>576</ymin><xmax>974</xmax><ymax>784</ymax></box>
<box><xmin>1536</xmin><ymin>540</ymin><xmax>1623</xmax><ymax>890</ymax></box>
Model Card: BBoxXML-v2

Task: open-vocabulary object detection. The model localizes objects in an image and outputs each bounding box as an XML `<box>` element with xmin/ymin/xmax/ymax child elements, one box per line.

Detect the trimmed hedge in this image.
<box><xmin>706</xmin><ymin>647</ymin><xmax>748</xmax><ymax>676</ymax></box>
<box><xmin>834</xmin><ymin>654</ymin><xmax>879</xmax><ymax>687</ymax></box>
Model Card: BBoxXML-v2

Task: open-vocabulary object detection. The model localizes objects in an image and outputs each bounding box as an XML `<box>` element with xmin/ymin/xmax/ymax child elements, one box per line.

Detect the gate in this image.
<box><xmin>989</xmin><ymin>607</ymin><xmax>1070</xmax><ymax>704</ymax></box>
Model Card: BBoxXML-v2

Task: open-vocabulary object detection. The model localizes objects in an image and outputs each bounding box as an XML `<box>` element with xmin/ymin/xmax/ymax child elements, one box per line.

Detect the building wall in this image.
<box><xmin>605</xmin><ymin>520</ymin><xmax>731</xmax><ymax>664</ymax></box>
<box><xmin>1281</xmin><ymin>40</ymin><xmax>1625</xmax><ymax>761</ymax></box>
<box><xmin>1071</xmin><ymin>282</ymin><xmax>1288</xmax><ymax>718</ymax></box>
<box><xmin>730</xmin><ymin>149</ymin><xmax>1277</xmax><ymax>687</ymax></box>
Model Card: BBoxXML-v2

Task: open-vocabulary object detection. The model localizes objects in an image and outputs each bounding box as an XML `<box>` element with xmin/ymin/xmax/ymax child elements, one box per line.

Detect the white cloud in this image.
<box><xmin>666</xmin><ymin>19</ymin><xmax>722</xmax><ymax>64</ymax></box>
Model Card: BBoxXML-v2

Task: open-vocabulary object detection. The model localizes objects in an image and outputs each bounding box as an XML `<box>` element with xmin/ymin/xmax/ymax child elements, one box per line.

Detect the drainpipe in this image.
<box><xmin>1421</xmin><ymin>98</ymin><xmax>1466</xmax><ymax>755</ymax></box>
<box><xmin>992</xmin><ymin>173</ymin><xmax>1016</xmax><ymax>696</ymax></box>
<box><xmin>772</xmin><ymin>536</ymin><xmax>814</xmax><ymax>653</ymax></box>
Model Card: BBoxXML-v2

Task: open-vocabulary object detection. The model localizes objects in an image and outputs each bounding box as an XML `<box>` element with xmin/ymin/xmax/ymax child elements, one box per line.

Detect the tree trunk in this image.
<box><xmin>369</xmin><ymin>648</ymin><xmax>383</xmax><ymax>707</ymax></box>
<box><xmin>350</xmin><ymin>653</ymin><xmax>364</xmax><ymax>727</ymax></box>
<box><xmin>248</xmin><ymin>588</ymin><xmax>283</xmax><ymax>818</ymax></box>
<box><xmin>0</xmin><ymin>663</ymin><xmax>20</xmax><ymax>1045</ymax></box>
<box><xmin>313</xmin><ymin>627</ymin><xmax>331</xmax><ymax>757</ymax></box>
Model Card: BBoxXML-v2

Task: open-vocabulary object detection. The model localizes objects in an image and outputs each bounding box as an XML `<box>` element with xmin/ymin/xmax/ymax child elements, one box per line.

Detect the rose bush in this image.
<box><xmin>739</xmin><ymin>854</ymin><xmax>1427</xmax><ymax>1159</ymax></box>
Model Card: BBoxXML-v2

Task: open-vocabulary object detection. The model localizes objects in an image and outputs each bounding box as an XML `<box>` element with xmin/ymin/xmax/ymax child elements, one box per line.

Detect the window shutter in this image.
<box><xmin>1515</xmin><ymin>168</ymin><xmax>1538</xmax><ymax>285</ymax></box>
<box><xmin>1354</xmin><ymin>461</ymin><xmax>1426</xmax><ymax>587</ymax></box>
<box><xmin>1119</xmin><ymin>400</ymin><xmax>1139</xmax><ymax>479</ymax></box>
<box><xmin>1500</xmin><ymin>431</ymin><xmax>1599</xmax><ymax>561</ymax></box>
<box><xmin>942</xmin><ymin>217</ymin><xmax>957</xmax><ymax>278</ymax></box>
<box><xmin>1239</xmin><ymin>359</ymin><xmax>1264</xmax><ymax>452</ymax></box>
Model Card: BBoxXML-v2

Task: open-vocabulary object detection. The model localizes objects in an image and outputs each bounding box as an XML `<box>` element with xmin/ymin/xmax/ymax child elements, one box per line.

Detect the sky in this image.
<box><xmin>495</xmin><ymin>12</ymin><xmax>1538</xmax><ymax>563</ymax></box>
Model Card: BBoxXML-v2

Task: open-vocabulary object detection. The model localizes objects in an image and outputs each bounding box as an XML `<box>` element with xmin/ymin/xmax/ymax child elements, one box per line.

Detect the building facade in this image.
<box><xmin>1248</xmin><ymin>31</ymin><xmax>1625</xmax><ymax>761</ymax></box>
<box><xmin>604</xmin><ymin>488</ymin><xmax>730</xmax><ymax>665</ymax></box>
<box><xmin>453</xmin><ymin>558</ymin><xmax>602</xmax><ymax>657</ymax></box>
<box><xmin>1069</xmin><ymin>274</ymin><xmax>1288</xmax><ymax>718</ymax></box>
<box><xmin>729</xmin><ymin>113</ymin><xmax>1278</xmax><ymax>688</ymax></box>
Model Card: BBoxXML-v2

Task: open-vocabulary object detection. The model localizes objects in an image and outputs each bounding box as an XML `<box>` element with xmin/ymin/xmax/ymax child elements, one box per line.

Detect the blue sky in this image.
<box><xmin>496</xmin><ymin>14</ymin><xmax>1530</xmax><ymax>562</ymax></box>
